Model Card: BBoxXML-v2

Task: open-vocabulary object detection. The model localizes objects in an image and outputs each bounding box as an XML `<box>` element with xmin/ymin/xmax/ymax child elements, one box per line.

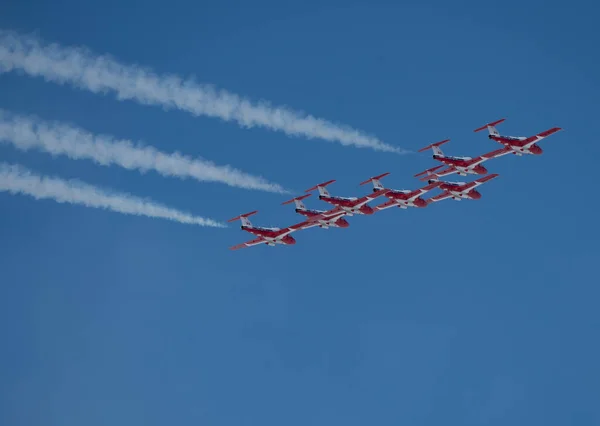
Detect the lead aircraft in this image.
<box><xmin>425</xmin><ymin>173</ymin><xmax>499</xmax><ymax>202</ymax></box>
<box><xmin>415</xmin><ymin>139</ymin><xmax>511</xmax><ymax>180</ymax></box>
<box><xmin>304</xmin><ymin>179</ymin><xmax>389</xmax><ymax>215</ymax></box>
<box><xmin>474</xmin><ymin>118</ymin><xmax>562</xmax><ymax>155</ymax></box>
<box><xmin>358</xmin><ymin>172</ymin><xmax>441</xmax><ymax>210</ymax></box>
<box><xmin>228</xmin><ymin>211</ymin><xmax>317</xmax><ymax>250</ymax></box>
<box><xmin>281</xmin><ymin>194</ymin><xmax>349</xmax><ymax>228</ymax></box>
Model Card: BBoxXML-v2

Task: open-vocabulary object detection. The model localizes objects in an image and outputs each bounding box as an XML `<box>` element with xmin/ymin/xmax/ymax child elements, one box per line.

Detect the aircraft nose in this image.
<box><xmin>530</xmin><ymin>144</ymin><xmax>543</xmax><ymax>155</ymax></box>
<box><xmin>362</xmin><ymin>206</ymin><xmax>375</xmax><ymax>215</ymax></box>
<box><xmin>337</xmin><ymin>218</ymin><xmax>350</xmax><ymax>228</ymax></box>
<box><xmin>414</xmin><ymin>198</ymin><xmax>427</xmax><ymax>207</ymax></box>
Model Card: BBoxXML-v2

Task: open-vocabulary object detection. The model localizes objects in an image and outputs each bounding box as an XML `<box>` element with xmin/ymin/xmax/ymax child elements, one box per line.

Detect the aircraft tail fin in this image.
<box><xmin>359</xmin><ymin>172</ymin><xmax>390</xmax><ymax>192</ymax></box>
<box><xmin>305</xmin><ymin>179</ymin><xmax>336</xmax><ymax>197</ymax></box>
<box><xmin>227</xmin><ymin>210</ymin><xmax>258</xmax><ymax>228</ymax></box>
<box><xmin>418</xmin><ymin>139</ymin><xmax>450</xmax><ymax>155</ymax></box>
<box><xmin>281</xmin><ymin>194</ymin><xmax>312</xmax><ymax>210</ymax></box>
<box><xmin>474</xmin><ymin>118</ymin><xmax>505</xmax><ymax>137</ymax></box>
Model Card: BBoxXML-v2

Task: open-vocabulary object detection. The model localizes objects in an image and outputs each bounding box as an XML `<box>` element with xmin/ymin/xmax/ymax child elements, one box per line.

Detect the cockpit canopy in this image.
<box><xmin>256</xmin><ymin>226</ymin><xmax>280</xmax><ymax>231</ymax></box>
<box><xmin>446</xmin><ymin>155</ymin><xmax>472</xmax><ymax>161</ymax></box>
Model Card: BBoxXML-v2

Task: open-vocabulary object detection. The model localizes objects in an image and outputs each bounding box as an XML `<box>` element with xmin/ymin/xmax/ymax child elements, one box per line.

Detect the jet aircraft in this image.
<box><xmin>426</xmin><ymin>173</ymin><xmax>499</xmax><ymax>202</ymax></box>
<box><xmin>227</xmin><ymin>211</ymin><xmax>317</xmax><ymax>250</ymax></box>
<box><xmin>415</xmin><ymin>139</ymin><xmax>511</xmax><ymax>180</ymax></box>
<box><xmin>474</xmin><ymin>118</ymin><xmax>562</xmax><ymax>155</ymax></box>
<box><xmin>281</xmin><ymin>194</ymin><xmax>349</xmax><ymax>228</ymax></box>
<box><xmin>358</xmin><ymin>172</ymin><xmax>441</xmax><ymax>210</ymax></box>
<box><xmin>304</xmin><ymin>179</ymin><xmax>389</xmax><ymax>215</ymax></box>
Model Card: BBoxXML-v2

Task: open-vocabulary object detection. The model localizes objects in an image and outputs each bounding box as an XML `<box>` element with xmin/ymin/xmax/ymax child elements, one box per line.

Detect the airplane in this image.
<box><xmin>425</xmin><ymin>173</ymin><xmax>499</xmax><ymax>203</ymax></box>
<box><xmin>358</xmin><ymin>172</ymin><xmax>441</xmax><ymax>211</ymax></box>
<box><xmin>415</xmin><ymin>139</ymin><xmax>511</xmax><ymax>180</ymax></box>
<box><xmin>304</xmin><ymin>179</ymin><xmax>389</xmax><ymax>215</ymax></box>
<box><xmin>474</xmin><ymin>118</ymin><xmax>562</xmax><ymax>156</ymax></box>
<box><xmin>281</xmin><ymin>194</ymin><xmax>350</xmax><ymax>228</ymax></box>
<box><xmin>227</xmin><ymin>210</ymin><xmax>317</xmax><ymax>250</ymax></box>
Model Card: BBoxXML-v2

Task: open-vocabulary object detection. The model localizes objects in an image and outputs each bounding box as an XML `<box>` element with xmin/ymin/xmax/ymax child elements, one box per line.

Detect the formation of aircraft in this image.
<box><xmin>229</xmin><ymin>118</ymin><xmax>562</xmax><ymax>250</ymax></box>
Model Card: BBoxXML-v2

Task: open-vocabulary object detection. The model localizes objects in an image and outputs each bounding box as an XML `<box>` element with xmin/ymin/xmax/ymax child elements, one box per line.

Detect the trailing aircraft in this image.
<box><xmin>281</xmin><ymin>194</ymin><xmax>350</xmax><ymax>228</ymax></box>
<box><xmin>358</xmin><ymin>172</ymin><xmax>441</xmax><ymax>210</ymax></box>
<box><xmin>415</xmin><ymin>139</ymin><xmax>511</xmax><ymax>180</ymax></box>
<box><xmin>227</xmin><ymin>211</ymin><xmax>318</xmax><ymax>250</ymax></box>
<box><xmin>426</xmin><ymin>173</ymin><xmax>500</xmax><ymax>202</ymax></box>
<box><xmin>474</xmin><ymin>118</ymin><xmax>562</xmax><ymax>155</ymax></box>
<box><xmin>304</xmin><ymin>179</ymin><xmax>389</xmax><ymax>215</ymax></box>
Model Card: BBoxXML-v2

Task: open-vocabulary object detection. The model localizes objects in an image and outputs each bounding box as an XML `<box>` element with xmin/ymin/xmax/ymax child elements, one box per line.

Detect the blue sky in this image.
<box><xmin>1</xmin><ymin>0</ymin><xmax>599</xmax><ymax>425</ymax></box>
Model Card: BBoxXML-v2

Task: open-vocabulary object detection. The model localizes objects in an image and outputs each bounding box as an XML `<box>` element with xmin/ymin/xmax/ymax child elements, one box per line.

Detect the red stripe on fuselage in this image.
<box><xmin>319</xmin><ymin>196</ymin><xmax>358</xmax><ymax>208</ymax></box>
<box><xmin>435</xmin><ymin>156</ymin><xmax>474</xmax><ymax>168</ymax></box>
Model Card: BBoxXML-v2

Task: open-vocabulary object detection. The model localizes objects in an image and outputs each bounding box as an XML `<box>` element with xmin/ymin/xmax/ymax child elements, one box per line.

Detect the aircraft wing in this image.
<box><xmin>350</xmin><ymin>188</ymin><xmax>390</xmax><ymax>208</ymax></box>
<box><xmin>406</xmin><ymin>182</ymin><xmax>441</xmax><ymax>201</ymax></box>
<box><xmin>320</xmin><ymin>210</ymin><xmax>347</xmax><ymax>222</ymax></box>
<box><xmin>374</xmin><ymin>199</ymin><xmax>399</xmax><ymax>211</ymax></box>
<box><xmin>459</xmin><ymin>173</ymin><xmax>499</xmax><ymax>192</ymax></box>
<box><xmin>305</xmin><ymin>206</ymin><xmax>346</xmax><ymax>223</ymax></box>
<box><xmin>472</xmin><ymin>147</ymin><xmax>512</xmax><ymax>165</ymax></box>
<box><xmin>428</xmin><ymin>191</ymin><xmax>452</xmax><ymax>202</ymax></box>
<box><xmin>230</xmin><ymin>237</ymin><xmax>267</xmax><ymax>250</ymax></box>
<box><xmin>418</xmin><ymin>166</ymin><xmax>456</xmax><ymax>181</ymax></box>
<box><xmin>275</xmin><ymin>219</ymin><xmax>320</xmax><ymax>237</ymax></box>
<box><xmin>518</xmin><ymin>127</ymin><xmax>562</xmax><ymax>148</ymax></box>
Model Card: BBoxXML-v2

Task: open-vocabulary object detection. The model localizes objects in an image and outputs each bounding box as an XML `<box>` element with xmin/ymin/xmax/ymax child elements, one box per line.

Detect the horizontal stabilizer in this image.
<box><xmin>359</xmin><ymin>172</ymin><xmax>391</xmax><ymax>186</ymax></box>
<box><xmin>281</xmin><ymin>194</ymin><xmax>312</xmax><ymax>205</ymax></box>
<box><xmin>474</xmin><ymin>118</ymin><xmax>506</xmax><ymax>132</ymax></box>
<box><xmin>418</xmin><ymin>139</ymin><xmax>450</xmax><ymax>153</ymax></box>
<box><xmin>227</xmin><ymin>210</ymin><xmax>258</xmax><ymax>222</ymax></box>
<box><xmin>305</xmin><ymin>179</ymin><xmax>336</xmax><ymax>193</ymax></box>
<box><xmin>414</xmin><ymin>164</ymin><xmax>444</xmax><ymax>178</ymax></box>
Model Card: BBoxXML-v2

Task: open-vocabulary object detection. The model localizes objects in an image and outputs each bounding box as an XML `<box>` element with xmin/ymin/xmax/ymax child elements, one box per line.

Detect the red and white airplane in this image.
<box><xmin>474</xmin><ymin>118</ymin><xmax>562</xmax><ymax>156</ymax></box>
<box><xmin>415</xmin><ymin>139</ymin><xmax>511</xmax><ymax>180</ymax></box>
<box><xmin>304</xmin><ymin>179</ymin><xmax>389</xmax><ymax>215</ymax></box>
<box><xmin>281</xmin><ymin>193</ymin><xmax>350</xmax><ymax>229</ymax></box>
<box><xmin>228</xmin><ymin>211</ymin><xmax>317</xmax><ymax>250</ymax></box>
<box><xmin>425</xmin><ymin>173</ymin><xmax>499</xmax><ymax>203</ymax></box>
<box><xmin>358</xmin><ymin>172</ymin><xmax>441</xmax><ymax>210</ymax></box>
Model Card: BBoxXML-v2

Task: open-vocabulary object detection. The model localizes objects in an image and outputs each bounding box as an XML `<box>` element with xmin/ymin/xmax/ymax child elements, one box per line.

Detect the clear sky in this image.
<box><xmin>1</xmin><ymin>0</ymin><xmax>599</xmax><ymax>425</ymax></box>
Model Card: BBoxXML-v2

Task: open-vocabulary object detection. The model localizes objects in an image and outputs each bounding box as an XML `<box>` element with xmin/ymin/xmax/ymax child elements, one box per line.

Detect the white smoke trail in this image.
<box><xmin>0</xmin><ymin>109</ymin><xmax>288</xmax><ymax>193</ymax></box>
<box><xmin>0</xmin><ymin>163</ymin><xmax>225</xmax><ymax>227</ymax></box>
<box><xmin>0</xmin><ymin>29</ymin><xmax>404</xmax><ymax>154</ymax></box>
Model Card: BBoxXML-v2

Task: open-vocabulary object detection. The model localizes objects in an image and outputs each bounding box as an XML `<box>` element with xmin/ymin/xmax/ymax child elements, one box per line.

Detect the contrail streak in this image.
<box><xmin>0</xmin><ymin>109</ymin><xmax>288</xmax><ymax>193</ymax></box>
<box><xmin>0</xmin><ymin>163</ymin><xmax>225</xmax><ymax>227</ymax></box>
<box><xmin>0</xmin><ymin>29</ymin><xmax>404</xmax><ymax>153</ymax></box>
